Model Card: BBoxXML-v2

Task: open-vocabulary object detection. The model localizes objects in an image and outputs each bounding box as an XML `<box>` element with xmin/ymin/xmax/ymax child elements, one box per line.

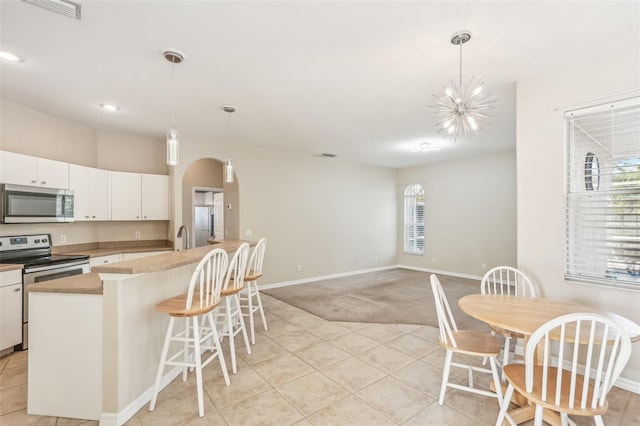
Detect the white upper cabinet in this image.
<box><xmin>0</xmin><ymin>151</ymin><xmax>69</xmax><ymax>189</ymax></box>
<box><xmin>69</xmin><ymin>165</ymin><xmax>111</xmax><ymax>221</ymax></box>
<box><xmin>111</xmin><ymin>171</ymin><xmax>142</xmax><ymax>221</ymax></box>
<box><xmin>141</xmin><ymin>174</ymin><xmax>169</xmax><ymax>220</ymax></box>
<box><xmin>111</xmin><ymin>172</ymin><xmax>168</xmax><ymax>221</ymax></box>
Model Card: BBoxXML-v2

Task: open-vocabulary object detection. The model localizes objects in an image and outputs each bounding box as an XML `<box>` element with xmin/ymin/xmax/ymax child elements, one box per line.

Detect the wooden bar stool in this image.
<box><xmin>216</xmin><ymin>242</ymin><xmax>251</xmax><ymax>374</ymax></box>
<box><xmin>149</xmin><ymin>248</ymin><xmax>230</xmax><ymax>418</ymax></box>
<box><xmin>239</xmin><ymin>238</ymin><xmax>268</xmax><ymax>344</ymax></box>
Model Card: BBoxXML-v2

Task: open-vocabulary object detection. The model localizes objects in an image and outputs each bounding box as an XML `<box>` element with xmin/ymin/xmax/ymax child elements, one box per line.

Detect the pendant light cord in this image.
<box><xmin>170</xmin><ymin>61</ymin><xmax>175</xmax><ymax>128</ymax></box>
<box><xmin>459</xmin><ymin>38</ymin><xmax>463</xmax><ymax>86</ymax></box>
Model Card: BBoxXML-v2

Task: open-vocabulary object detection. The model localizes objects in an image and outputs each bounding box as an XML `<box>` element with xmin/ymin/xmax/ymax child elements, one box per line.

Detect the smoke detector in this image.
<box><xmin>22</xmin><ymin>0</ymin><xmax>82</xmax><ymax>20</ymax></box>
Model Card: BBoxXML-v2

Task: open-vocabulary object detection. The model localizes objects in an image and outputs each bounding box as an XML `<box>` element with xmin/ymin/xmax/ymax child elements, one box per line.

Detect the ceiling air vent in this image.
<box><xmin>321</xmin><ymin>153</ymin><xmax>337</xmax><ymax>158</ymax></box>
<box><xmin>22</xmin><ymin>0</ymin><xmax>82</xmax><ymax>20</ymax></box>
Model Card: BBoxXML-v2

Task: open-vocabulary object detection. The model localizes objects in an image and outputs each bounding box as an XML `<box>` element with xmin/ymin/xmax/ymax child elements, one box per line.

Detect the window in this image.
<box><xmin>565</xmin><ymin>97</ymin><xmax>640</xmax><ymax>289</ymax></box>
<box><xmin>404</xmin><ymin>184</ymin><xmax>425</xmax><ymax>255</ymax></box>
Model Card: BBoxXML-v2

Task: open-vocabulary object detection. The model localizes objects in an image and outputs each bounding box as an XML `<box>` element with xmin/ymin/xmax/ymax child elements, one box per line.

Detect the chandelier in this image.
<box><xmin>431</xmin><ymin>31</ymin><xmax>495</xmax><ymax>139</ymax></box>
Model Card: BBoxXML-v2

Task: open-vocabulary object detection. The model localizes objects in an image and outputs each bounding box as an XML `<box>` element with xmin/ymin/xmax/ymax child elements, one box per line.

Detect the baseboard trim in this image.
<box><xmin>397</xmin><ymin>264</ymin><xmax>483</xmax><ymax>281</ymax></box>
<box><xmin>99</xmin><ymin>366</ymin><xmax>182</xmax><ymax>426</ymax></box>
<box><xmin>260</xmin><ymin>265</ymin><xmax>397</xmax><ymax>290</ymax></box>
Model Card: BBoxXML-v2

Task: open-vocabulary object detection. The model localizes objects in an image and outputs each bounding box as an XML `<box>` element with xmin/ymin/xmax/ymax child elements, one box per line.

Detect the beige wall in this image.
<box><xmin>396</xmin><ymin>150</ymin><xmax>517</xmax><ymax>278</ymax></box>
<box><xmin>171</xmin><ymin>139</ymin><xmax>399</xmax><ymax>285</ymax></box>
<box><xmin>517</xmin><ymin>53</ymin><xmax>640</xmax><ymax>384</ymax></box>
<box><xmin>0</xmin><ymin>99</ymin><xmax>169</xmax><ymax>245</ymax></box>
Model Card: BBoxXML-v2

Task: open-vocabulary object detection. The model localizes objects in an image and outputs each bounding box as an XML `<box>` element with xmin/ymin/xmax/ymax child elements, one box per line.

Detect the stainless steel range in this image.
<box><xmin>0</xmin><ymin>234</ymin><xmax>89</xmax><ymax>350</ymax></box>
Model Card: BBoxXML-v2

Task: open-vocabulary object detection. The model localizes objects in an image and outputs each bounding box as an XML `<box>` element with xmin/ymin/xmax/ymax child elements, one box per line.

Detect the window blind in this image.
<box><xmin>565</xmin><ymin>97</ymin><xmax>640</xmax><ymax>289</ymax></box>
<box><xmin>404</xmin><ymin>184</ymin><xmax>425</xmax><ymax>255</ymax></box>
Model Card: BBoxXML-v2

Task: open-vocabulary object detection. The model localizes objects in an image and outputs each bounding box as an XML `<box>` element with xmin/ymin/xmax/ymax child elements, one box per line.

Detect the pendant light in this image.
<box><xmin>164</xmin><ymin>49</ymin><xmax>184</xmax><ymax>166</ymax></box>
<box><xmin>221</xmin><ymin>105</ymin><xmax>237</xmax><ymax>183</ymax></box>
<box><xmin>431</xmin><ymin>31</ymin><xmax>495</xmax><ymax>140</ymax></box>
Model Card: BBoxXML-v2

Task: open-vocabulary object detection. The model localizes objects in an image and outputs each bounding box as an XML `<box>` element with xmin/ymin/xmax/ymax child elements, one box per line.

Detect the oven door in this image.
<box><xmin>21</xmin><ymin>261</ymin><xmax>89</xmax><ymax>349</ymax></box>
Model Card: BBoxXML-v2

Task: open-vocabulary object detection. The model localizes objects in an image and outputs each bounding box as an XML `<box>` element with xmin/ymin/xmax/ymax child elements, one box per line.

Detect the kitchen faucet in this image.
<box><xmin>177</xmin><ymin>225</ymin><xmax>190</xmax><ymax>250</ymax></box>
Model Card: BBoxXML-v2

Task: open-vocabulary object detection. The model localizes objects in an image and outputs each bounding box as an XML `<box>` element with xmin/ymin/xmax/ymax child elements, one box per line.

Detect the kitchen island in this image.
<box><xmin>27</xmin><ymin>240</ymin><xmax>253</xmax><ymax>426</ymax></box>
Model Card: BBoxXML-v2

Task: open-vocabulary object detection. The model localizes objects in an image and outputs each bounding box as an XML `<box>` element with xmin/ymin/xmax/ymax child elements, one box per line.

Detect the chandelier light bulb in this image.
<box><xmin>443</xmin><ymin>120</ymin><xmax>451</xmax><ymax>128</ymax></box>
<box><xmin>473</xmin><ymin>84</ymin><xmax>483</xmax><ymax>96</ymax></box>
<box><xmin>445</xmin><ymin>87</ymin><xmax>453</xmax><ymax>97</ymax></box>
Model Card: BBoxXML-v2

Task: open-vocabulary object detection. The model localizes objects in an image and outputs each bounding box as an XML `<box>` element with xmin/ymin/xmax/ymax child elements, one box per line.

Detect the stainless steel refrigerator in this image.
<box><xmin>194</xmin><ymin>205</ymin><xmax>215</xmax><ymax>247</ymax></box>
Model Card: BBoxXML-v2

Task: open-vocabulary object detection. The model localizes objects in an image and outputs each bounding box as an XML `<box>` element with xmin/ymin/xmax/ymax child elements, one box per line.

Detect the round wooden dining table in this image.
<box><xmin>458</xmin><ymin>294</ymin><xmax>639</xmax><ymax>426</ymax></box>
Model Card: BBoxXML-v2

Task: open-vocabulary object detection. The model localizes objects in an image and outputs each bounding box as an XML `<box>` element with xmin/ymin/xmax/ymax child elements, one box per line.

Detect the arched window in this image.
<box><xmin>404</xmin><ymin>184</ymin><xmax>425</xmax><ymax>255</ymax></box>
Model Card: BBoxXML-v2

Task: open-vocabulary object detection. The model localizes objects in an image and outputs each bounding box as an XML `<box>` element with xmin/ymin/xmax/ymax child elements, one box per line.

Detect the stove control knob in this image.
<box><xmin>34</xmin><ymin>239</ymin><xmax>40</xmax><ymax>243</ymax></box>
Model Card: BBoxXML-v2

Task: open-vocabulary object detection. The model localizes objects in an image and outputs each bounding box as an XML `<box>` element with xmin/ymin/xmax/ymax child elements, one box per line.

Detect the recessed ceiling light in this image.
<box><xmin>99</xmin><ymin>103</ymin><xmax>120</xmax><ymax>112</ymax></box>
<box><xmin>0</xmin><ymin>51</ymin><xmax>22</xmax><ymax>62</ymax></box>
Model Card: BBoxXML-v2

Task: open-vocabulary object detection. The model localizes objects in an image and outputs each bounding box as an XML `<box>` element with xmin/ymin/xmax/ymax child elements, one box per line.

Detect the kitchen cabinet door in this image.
<box><xmin>141</xmin><ymin>174</ymin><xmax>169</xmax><ymax>220</ymax></box>
<box><xmin>0</xmin><ymin>151</ymin><xmax>68</xmax><ymax>189</ymax></box>
<box><xmin>111</xmin><ymin>171</ymin><xmax>142</xmax><ymax>220</ymax></box>
<box><xmin>69</xmin><ymin>164</ymin><xmax>91</xmax><ymax>220</ymax></box>
<box><xmin>70</xmin><ymin>166</ymin><xmax>111</xmax><ymax>221</ymax></box>
<box><xmin>37</xmin><ymin>157</ymin><xmax>69</xmax><ymax>188</ymax></box>
<box><xmin>0</xmin><ymin>151</ymin><xmax>38</xmax><ymax>186</ymax></box>
<box><xmin>0</xmin><ymin>270</ymin><xmax>23</xmax><ymax>351</ymax></box>
<box><xmin>89</xmin><ymin>254</ymin><xmax>122</xmax><ymax>269</ymax></box>
<box><xmin>90</xmin><ymin>168</ymin><xmax>111</xmax><ymax>220</ymax></box>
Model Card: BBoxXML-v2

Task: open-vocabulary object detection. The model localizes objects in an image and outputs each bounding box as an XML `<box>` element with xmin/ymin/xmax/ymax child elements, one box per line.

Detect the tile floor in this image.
<box><xmin>1</xmin><ymin>294</ymin><xmax>639</xmax><ymax>425</ymax></box>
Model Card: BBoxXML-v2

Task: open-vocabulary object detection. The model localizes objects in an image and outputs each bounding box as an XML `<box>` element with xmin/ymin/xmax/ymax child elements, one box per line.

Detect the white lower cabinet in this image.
<box><xmin>0</xmin><ymin>269</ymin><xmax>23</xmax><ymax>351</ymax></box>
<box><xmin>89</xmin><ymin>254</ymin><xmax>122</xmax><ymax>269</ymax></box>
<box><xmin>122</xmin><ymin>251</ymin><xmax>172</xmax><ymax>261</ymax></box>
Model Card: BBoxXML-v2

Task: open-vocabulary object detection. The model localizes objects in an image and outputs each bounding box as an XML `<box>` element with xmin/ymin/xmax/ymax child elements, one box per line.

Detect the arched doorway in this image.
<box><xmin>181</xmin><ymin>158</ymin><xmax>239</xmax><ymax>247</ymax></box>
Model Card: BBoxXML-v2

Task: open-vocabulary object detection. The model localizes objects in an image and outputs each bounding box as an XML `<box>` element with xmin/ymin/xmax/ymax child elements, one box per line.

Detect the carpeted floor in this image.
<box><xmin>263</xmin><ymin>268</ymin><xmax>488</xmax><ymax>331</ymax></box>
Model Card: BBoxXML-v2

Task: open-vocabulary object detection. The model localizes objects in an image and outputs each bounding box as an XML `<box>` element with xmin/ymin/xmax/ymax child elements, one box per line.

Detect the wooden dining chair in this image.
<box><xmin>430</xmin><ymin>274</ymin><xmax>503</xmax><ymax>406</ymax></box>
<box><xmin>495</xmin><ymin>312</ymin><xmax>632</xmax><ymax>426</ymax></box>
<box><xmin>149</xmin><ymin>248</ymin><xmax>230</xmax><ymax>418</ymax></box>
<box><xmin>481</xmin><ymin>266</ymin><xmax>536</xmax><ymax>380</ymax></box>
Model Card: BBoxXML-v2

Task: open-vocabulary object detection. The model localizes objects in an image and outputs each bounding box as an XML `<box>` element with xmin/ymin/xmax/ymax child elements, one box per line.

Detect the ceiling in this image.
<box><xmin>1</xmin><ymin>1</ymin><xmax>638</xmax><ymax>168</ymax></box>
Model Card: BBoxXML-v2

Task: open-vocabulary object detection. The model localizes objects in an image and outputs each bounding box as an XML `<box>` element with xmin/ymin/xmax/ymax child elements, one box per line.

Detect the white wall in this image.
<box><xmin>517</xmin><ymin>52</ymin><xmax>640</xmax><ymax>385</ymax></box>
<box><xmin>396</xmin><ymin>150</ymin><xmax>517</xmax><ymax>278</ymax></box>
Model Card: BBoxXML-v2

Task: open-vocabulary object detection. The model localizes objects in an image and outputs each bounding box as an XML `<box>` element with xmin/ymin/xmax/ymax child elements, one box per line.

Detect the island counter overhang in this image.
<box><xmin>27</xmin><ymin>240</ymin><xmax>254</xmax><ymax>426</ymax></box>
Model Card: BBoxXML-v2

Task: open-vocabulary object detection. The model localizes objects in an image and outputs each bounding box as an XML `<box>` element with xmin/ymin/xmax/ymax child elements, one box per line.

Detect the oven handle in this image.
<box><xmin>24</xmin><ymin>259</ymin><xmax>89</xmax><ymax>274</ymax></box>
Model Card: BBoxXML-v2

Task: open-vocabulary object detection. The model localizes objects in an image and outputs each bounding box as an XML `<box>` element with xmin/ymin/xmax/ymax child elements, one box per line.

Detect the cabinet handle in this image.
<box><xmin>85</xmin><ymin>215</ymin><xmax>90</xmax><ymax>219</ymax></box>
<box><xmin>14</xmin><ymin>287</ymin><xmax>21</xmax><ymax>292</ymax></box>
<box><xmin>41</xmin><ymin>181</ymin><xmax>46</xmax><ymax>185</ymax></box>
<box><xmin>137</xmin><ymin>216</ymin><xmax>140</xmax><ymax>219</ymax></box>
<box><xmin>31</xmin><ymin>180</ymin><xmax>37</xmax><ymax>184</ymax></box>
<box><xmin>144</xmin><ymin>216</ymin><xmax>147</xmax><ymax>219</ymax></box>
<box><xmin>103</xmin><ymin>260</ymin><xmax>108</xmax><ymax>263</ymax></box>
<box><xmin>92</xmin><ymin>216</ymin><xmax>96</xmax><ymax>219</ymax></box>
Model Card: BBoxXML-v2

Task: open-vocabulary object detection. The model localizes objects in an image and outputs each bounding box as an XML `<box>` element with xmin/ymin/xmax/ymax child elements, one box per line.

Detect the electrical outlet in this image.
<box><xmin>297</xmin><ymin>264</ymin><xmax>302</xmax><ymax>272</ymax></box>
<box><xmin>245</xmin><ymin>229</ymin><xmax>253</xmax><ymax>237</ymax></box>
<box><xmin>60</xmin><ymin>234</ymin><xmax>66</xmax><ymax>244</ymax></box>
<box><xmin>135</xmin><ymin>231</ymin><xmax>141</xmax><ymax>239</ymax></box>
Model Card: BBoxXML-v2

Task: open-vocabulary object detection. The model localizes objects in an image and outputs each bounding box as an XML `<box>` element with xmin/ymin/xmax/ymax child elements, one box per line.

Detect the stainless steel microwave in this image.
<box><xmin>0</xmin><ymin>184</ymin><xmax>74</xmax><ymax>223</ymax></box>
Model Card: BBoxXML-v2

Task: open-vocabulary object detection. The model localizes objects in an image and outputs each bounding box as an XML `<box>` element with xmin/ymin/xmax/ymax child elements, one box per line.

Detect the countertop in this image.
<box><xmin>28</xmin><ymin>272</ymin><xmax>103</xmax><ymax>295</ymax></box>
<box><xmin>0</xmin><ymin>264</ymin><xmax>23</xmax><ymax>272</ymax></box>
<box><xmin>92</xmin><ymin>240</ymin><xmax>253</xmax><ymax>275</ymax></box>
<box><xmin>65</xmin><ymin>246</ymin><xmax>173</xmax><ymax>258</ymax></box>
<box><xmin>28</xmin><ymin>240</ymin><xmax>254</xmax><ymax>294</ymax></box>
